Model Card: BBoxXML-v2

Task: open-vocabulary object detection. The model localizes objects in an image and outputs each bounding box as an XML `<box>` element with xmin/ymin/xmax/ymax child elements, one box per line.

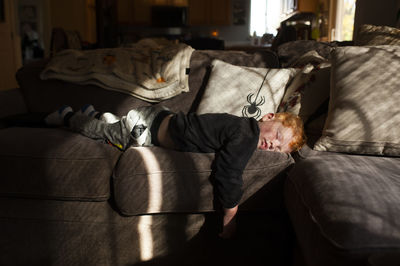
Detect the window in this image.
<box><xmin>250</xmin><ymin>0</ymin><xmax>277</xmax><ymax>36</ymax></box>
<box><xmin>334</xmin><ymin>0</ymin><xmax>356</xmax><ymax>41</ymax></box>
<box><xmin>250</xmin><ymin>0</ymin><xmax>266</xmax><ymax>36</ymax></box>
<box><xmin>250</xmin><ymin>0</ymin><xmax>297</xmax><ymax>36</ymax></box>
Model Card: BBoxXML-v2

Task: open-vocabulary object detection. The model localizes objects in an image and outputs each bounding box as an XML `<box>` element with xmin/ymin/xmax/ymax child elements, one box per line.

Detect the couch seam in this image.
<box><xmin>0</xmin><ymin>194</ymin><xmax>109</xmax><ymax>202</ymax></box>
<box><xmin>0</xmin><ymin>155</ymin><xmax>110</xmax><ymax>160</ymax></box>
<box><xmin>113</xmin><ymin>160</ymin><xmax>292</xmax><ymax>178</ymax></box>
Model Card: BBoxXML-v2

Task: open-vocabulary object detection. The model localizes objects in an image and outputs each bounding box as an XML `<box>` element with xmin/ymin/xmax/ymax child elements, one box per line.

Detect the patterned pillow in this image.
<box><xmin>196</xmin><ymin>59</ymin><xmax>298</xmax><ymax>119</ymax></box>
<box><xmin>355</xmin><ymin>24</ymin><xmax>400</xmax><ymax>46</ymax></box>
<box><xmin>278</xmin><ymin>62</ymin><xmax>331</xmax><ymax>123</ymax></box>
<box><xmin>314</xmin><ymin>46</ymin><xmax>400</xmax><ymax>156</ymax></box>
<box><xmin>278</xmin><ymin>64</ymin><xmax>314</xmax><ymax>115</ymax></box>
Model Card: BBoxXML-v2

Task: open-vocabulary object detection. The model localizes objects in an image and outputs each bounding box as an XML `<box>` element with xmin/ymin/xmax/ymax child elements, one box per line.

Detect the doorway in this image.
<box><xmin>0</xmin><ymin>0</ymin><xmax>20</xmax><ymax>90</ymax></box>
<box><xmin>16</xmin><ymin>0</ymin><xmax>46</xmax><ymax>64</ymax></box>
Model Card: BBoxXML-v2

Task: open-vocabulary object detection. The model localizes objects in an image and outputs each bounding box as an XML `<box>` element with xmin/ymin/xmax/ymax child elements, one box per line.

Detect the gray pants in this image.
<box><xmin>69</xmin><ymin>106</ymin><xmax>168</xmax><ymax>150</ymax></box>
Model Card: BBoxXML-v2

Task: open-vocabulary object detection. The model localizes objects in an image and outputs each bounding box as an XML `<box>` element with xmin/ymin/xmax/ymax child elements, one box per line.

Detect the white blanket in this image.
<box><xmin>40</xmin><ymin>38</ymin><xmax>194</xmax><ymax>102</ymax></box>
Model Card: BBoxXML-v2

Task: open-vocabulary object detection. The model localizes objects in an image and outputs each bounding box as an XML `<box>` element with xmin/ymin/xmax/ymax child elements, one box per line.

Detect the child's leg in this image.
<box><xmin>46</xmin><ymin>105</ymin><xmax>170</xmax><ymax>149</ymax></box>
<box><xmin>69</xmin><ymin>113</ymin><xmax>132</xmax><ymax>150</ymax></box>
<box><xmin>74</xmin><ymin>104</ymin><xmax>152</xmax><ymax>146</ymax></box>
<box><xmin>78</xmin><ymin>104</ymin><xmax>121</xmax><ymax>124</ymax></box>
<box><xmin>68</xmin><ymin>105</ymin><xmax>169</xmax><ymax>149</ymax></box>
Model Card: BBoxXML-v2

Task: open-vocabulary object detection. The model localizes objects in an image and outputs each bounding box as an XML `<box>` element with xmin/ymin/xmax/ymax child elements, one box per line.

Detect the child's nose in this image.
<box><xmin>268</xmin><ymin>141</ymin><xmax>275</xmax><ymax>150</ymax></box>
<box><xmin>270</xmin><ymin>140</ymin><xmax>280</xmax><ymax>151</ymax></box>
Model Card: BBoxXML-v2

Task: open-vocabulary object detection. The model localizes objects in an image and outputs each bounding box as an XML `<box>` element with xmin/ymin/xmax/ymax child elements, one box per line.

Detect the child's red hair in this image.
<box><xmin>274</xmin><ymin>112</ymin><xmax>306</xmax><ymax>152</ymax></box>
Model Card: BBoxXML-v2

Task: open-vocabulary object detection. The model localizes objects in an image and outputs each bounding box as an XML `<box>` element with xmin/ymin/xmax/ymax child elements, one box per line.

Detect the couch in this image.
<box><xmin>1</xmin><ymin>24</ymin><xmax>400</xmax><ymax>266</ymax></box>
<box><xmin>0</xmin><ymin>48</ymin><xmax>296</xmax><ymax>266</ymax></box>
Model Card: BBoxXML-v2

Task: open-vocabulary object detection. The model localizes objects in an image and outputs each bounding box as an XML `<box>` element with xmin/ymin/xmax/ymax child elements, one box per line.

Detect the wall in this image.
<box><xmin>353</xmin><ymin>0</ymin><xmax>400</xmax><ymax>40</ymax></box>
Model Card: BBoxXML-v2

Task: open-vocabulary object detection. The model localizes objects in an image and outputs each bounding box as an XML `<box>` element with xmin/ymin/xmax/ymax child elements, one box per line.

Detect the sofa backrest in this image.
<box><xmin>16</xmin><ymin>49</ymin><xmax>279</xmax><ymax>116</ymax></box>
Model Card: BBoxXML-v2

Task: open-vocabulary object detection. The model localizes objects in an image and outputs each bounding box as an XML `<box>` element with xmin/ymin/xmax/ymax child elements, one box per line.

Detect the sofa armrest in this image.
<box><xmin>0</xmin><ymin>88</ymin><xmax>28</xmax><ymax>118</ymax></box>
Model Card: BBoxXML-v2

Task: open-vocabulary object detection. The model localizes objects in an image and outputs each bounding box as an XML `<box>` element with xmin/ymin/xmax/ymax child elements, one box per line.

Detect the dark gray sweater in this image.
<box><xmin>168</xmin><ymin>112</ymin><xmax>260</xmax><ymax>208</ymax></box>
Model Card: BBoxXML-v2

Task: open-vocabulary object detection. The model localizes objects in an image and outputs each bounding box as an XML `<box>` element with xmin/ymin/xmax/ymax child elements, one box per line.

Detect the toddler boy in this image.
<box><xmin>45</xmin><ymin>104</ymin><xmax>306</xmax><ymax>238</ymax></box>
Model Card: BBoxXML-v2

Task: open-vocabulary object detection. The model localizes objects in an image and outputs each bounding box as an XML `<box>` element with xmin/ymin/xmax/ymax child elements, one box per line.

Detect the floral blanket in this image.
<box><xmin>40</xmin><ymin>38</ymin><xmax>194</xmax><ymax>102</ymax></box>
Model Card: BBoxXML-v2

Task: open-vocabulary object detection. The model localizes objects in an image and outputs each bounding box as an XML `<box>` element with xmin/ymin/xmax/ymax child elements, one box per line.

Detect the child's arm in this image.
<box><xmin>219</xmin><ymin>205</ymin><xmax>238</xmax><ymax>239</ymax></box>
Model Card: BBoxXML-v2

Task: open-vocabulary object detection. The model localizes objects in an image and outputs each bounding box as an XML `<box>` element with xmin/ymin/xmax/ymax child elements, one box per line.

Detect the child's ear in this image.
<box><xmin>260</xmin><ymin>113</ymin><xmax>275</xmax><ymax>122</ymax></box>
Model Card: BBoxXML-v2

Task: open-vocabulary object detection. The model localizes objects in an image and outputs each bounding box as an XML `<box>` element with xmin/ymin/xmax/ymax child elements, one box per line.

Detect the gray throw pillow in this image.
<box><xmin>314</xmin><ymin>45</ymin><xmax>400</xmax><ymax>156</ymax></box>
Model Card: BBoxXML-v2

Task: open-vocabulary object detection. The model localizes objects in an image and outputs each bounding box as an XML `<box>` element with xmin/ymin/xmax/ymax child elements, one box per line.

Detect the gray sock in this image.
<box><xmin>45</xmin><ymin>105</ymin><xmax>73</xmax><ymax>126</ymax></box>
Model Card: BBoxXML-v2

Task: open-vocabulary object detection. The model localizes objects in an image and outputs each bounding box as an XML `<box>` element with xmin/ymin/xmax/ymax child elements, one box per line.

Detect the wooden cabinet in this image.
<box><xmin>152</xmin><ymin>0</ymin><xmax>188</xmax><ymax>6</ymax></box>
<box><xmin>118</xmin><ymin>0</ymin><xmax>151</xmax><ymax>25</ymax></box>
<box><xmin>210</xmin><ymin>0</ymin><xmax>231</xmax><ymax>25</ymax></box>
<box><xmin>298</xmin><ymin>0</ymin><xmax>318</xmax><ymax>13</ymax></box>
<box><xmin>187</xmin><ymin>0</ymin><xmax>207</xmax><ymax>25</ymax></box>
<box><xmin>188</xmin><ymin>0</ymin><xmax>231</xmax><ymax>26</ymax></box>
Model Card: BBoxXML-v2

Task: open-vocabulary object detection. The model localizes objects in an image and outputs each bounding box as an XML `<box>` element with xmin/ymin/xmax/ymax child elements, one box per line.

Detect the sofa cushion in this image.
<box><xmin>196</xmin><ymin>59</ymin><xmax>297</xmax><ymax>119</ymax></box>
<box><xmin>285</xmin><ymin>152</ymin><xmax>400</xmax><ymax>265</ymax></box>
<box><xmin>113</xmin><ymin>146</ymin><xmax>294</xmax><ymax>216</ymax></box>
<box><xmin>314</xmin><ymin>45</ymin><xmax>400</xmax><ymax>156</ymax></box>
<box><xmin>0</xmin><ymin>127</ymin><xmax>121</xmax><ymax>201</ymax></box>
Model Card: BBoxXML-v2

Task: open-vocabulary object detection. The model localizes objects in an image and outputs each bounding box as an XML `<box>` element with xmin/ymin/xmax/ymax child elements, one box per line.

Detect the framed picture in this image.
<box><xmin>0</xmin><ymin>0</ymin><xmax>5</xmax><ymax>22</ymax></box>
<box><xmin>233</xmin><ymin>0</ymin><xmax>246</xmax><ymax>25</ymax></box>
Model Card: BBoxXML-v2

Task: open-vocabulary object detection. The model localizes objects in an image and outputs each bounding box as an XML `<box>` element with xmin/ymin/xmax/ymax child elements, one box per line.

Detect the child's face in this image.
<box><xmin>257</xmin><ymin>113</ymin><xmax>294</xmax><ymax>153</ymax></box>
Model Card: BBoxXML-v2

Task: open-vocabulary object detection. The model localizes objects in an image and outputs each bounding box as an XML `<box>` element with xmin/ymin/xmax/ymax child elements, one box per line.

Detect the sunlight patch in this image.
<box><xmin>134</xmin><ymin>147</ymin><xmax>163</xmax><ymax>261</ymax></box>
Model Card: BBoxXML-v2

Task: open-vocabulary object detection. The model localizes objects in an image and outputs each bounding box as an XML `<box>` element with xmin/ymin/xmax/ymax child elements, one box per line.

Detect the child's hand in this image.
<box><xmin>219</xmin><ymin>206</ymin><xmax>238</xmax><ymax>239</ymax></box>
<box><xmin>219</xmin><ymin>217</ymin><xmax>237</xmax><ymax>239</ymax></box>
